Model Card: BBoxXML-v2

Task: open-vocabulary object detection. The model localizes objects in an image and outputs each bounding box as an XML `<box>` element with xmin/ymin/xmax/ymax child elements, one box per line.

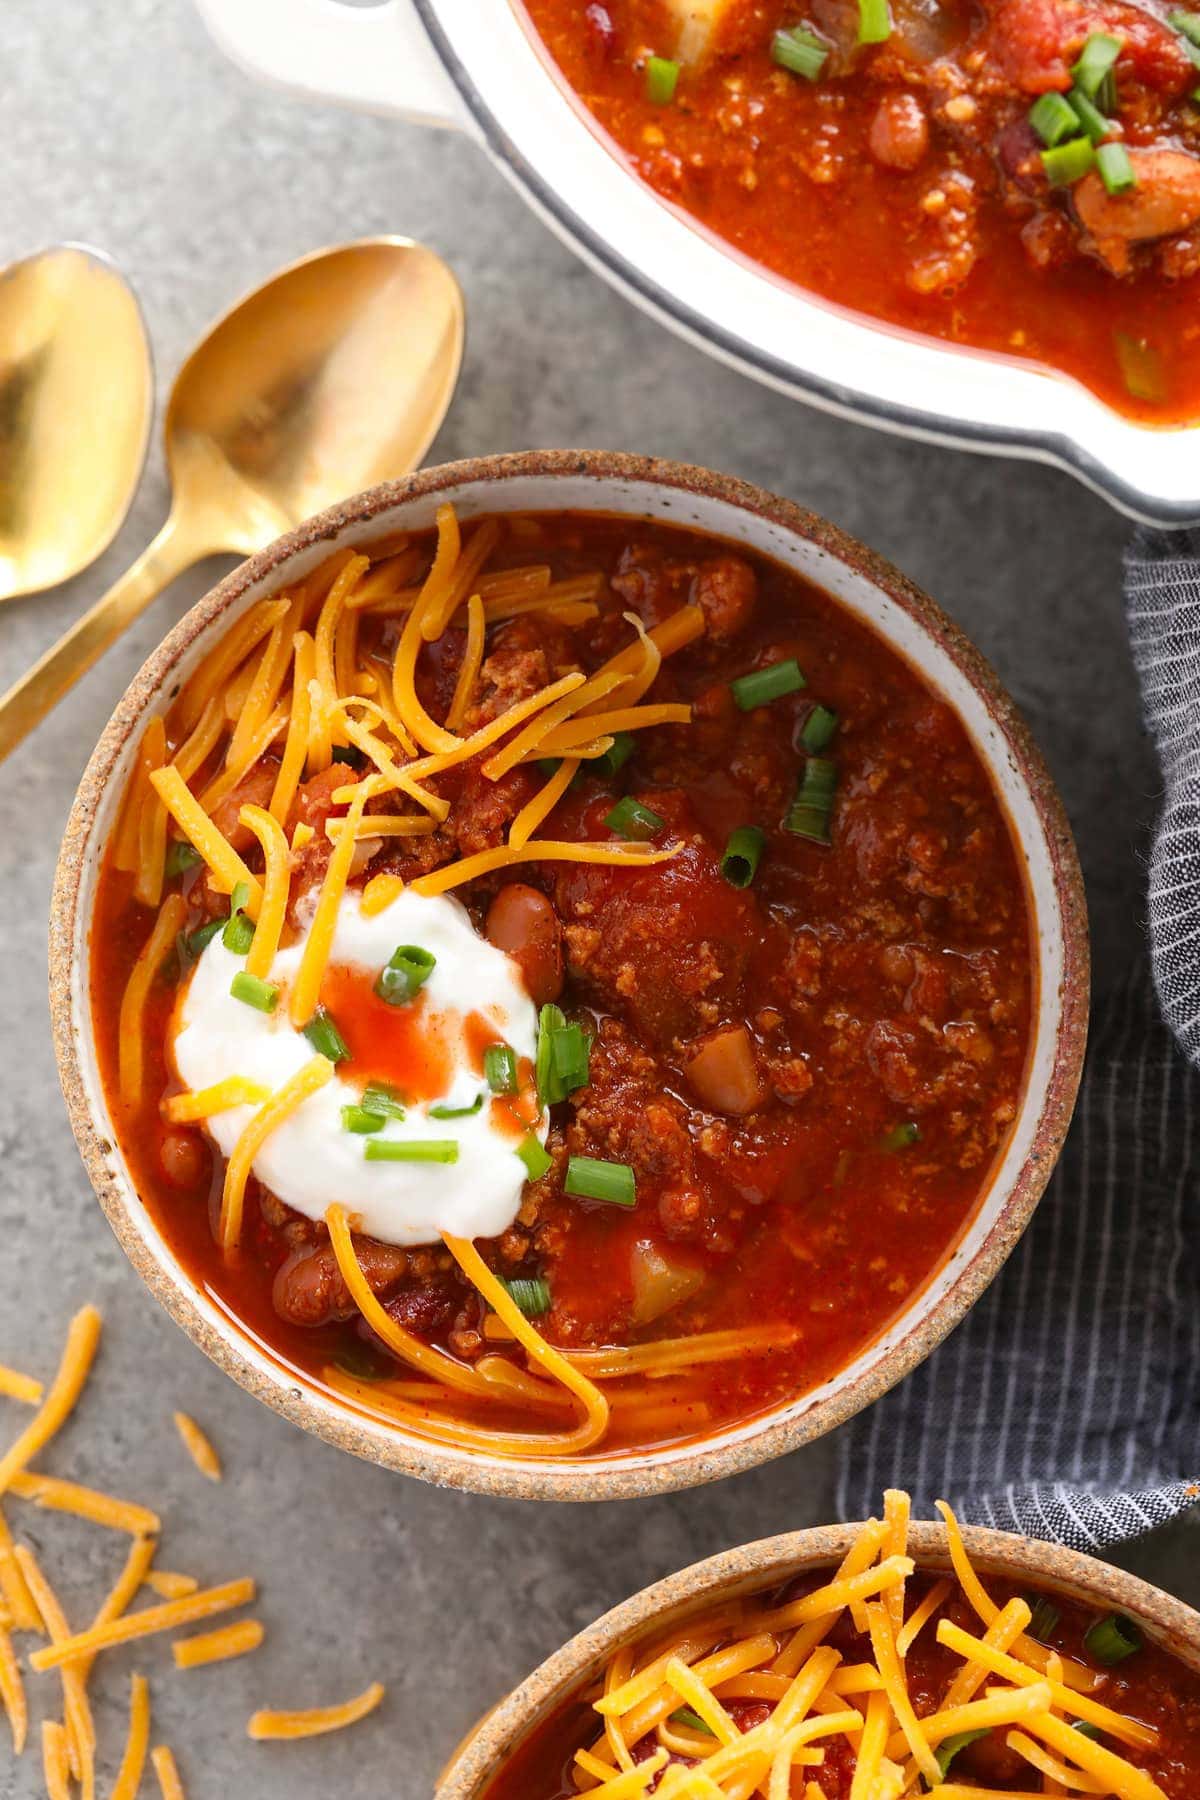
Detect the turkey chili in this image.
<box><xmin>91</xmin><ymin>508</ymin><xmax>1032</xmax><ymax>1459</ymax></box>
<box><xmin>521</xmin><ymin>0</ymin><xmax>1200</xmax><ymax>420</ymax></box>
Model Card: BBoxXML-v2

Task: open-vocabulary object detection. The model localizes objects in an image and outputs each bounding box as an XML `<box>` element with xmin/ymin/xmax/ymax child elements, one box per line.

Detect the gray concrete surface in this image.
<box><xmin>1</xmin><ymin>2</ymin><xmax>1196</xmax><ymax>1794</ymax></box>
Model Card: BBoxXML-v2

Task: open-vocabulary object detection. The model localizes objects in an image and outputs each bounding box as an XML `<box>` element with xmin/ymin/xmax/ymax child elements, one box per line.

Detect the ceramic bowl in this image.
<box><xmin>436</xmin><ymin>1518</ymin><xmax>1200</xmax><ymax>1794</ymax></box>
<box><xmin>51</xmin><ymin>450</ymin><xmax>1089</xmax><ymax>1501</ymax></box>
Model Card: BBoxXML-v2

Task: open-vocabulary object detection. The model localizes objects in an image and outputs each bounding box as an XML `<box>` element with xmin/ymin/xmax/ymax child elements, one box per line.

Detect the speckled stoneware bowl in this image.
<box><xmin>435</xmin><ymin>1518</ymin><xmax>1200</xmax><ymax>1795</ymax></box>
<box><xmin>50</xmin><ymin>451</ymin><xmax>1089</xmax><ymax>1502</ymax></box>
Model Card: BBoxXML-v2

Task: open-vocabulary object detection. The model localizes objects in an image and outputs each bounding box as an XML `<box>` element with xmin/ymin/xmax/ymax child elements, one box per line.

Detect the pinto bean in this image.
<box><xmin>868</xmin><ymin>92</ymin><xmax>929</xmax><ymax>171</ymax></box>
<box><xmin>485</xmin><ymin>883</ymin><xmax>564</xmax><ymax>1005</ymax></box>
<box><xmin>273</xmin><ymin>1237</ymin><xmax>410</xmax><ymax>1328</ymax></box>
<box><xmin>1075</xmin><ymin>150</ymin><xmax>1200</xmax><ymax>253</ymax></box>
<box><xmin>159</xmin><ymin>1130</ymin><xmax>209</xmax><ymax>1191</ymax></box>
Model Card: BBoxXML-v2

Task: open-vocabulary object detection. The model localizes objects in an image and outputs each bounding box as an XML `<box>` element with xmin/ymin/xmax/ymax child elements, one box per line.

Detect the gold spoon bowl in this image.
<box><xmin>0</xmin><ymin>236</ymin><xmax>464</xmax><ymax>763</ymax></box>
<box><xmin>0</xmin><ymin>245</ymin><xmax>152</xmax><ymax>603</ymax></box>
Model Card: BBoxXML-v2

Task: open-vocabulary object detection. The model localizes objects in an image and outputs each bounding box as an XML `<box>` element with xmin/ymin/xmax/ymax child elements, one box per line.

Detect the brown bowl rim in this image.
<box><xmin>436</xmin><ymin>1516</ymin><xmax>1200</xmax><ymax>1795</ymax></box>
<box><xmin>49</xmin><ymin>449</ymin><xmax>1090</xmax><ymax>1501</ymax></box>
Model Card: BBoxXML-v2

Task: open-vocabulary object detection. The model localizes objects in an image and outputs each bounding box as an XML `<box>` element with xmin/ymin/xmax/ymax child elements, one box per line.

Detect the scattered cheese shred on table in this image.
<box><xmin>173</xmin><ymin>1619</ymin><xmax>264</xmax><ymax>1670</ymax></box>
<box><xmin>110</xmin><ymin>1672</ymin><xmax>151</xmax><ymax>1800</ymax></box>
<box><xmin>151</xmin><ymin>1743</ymin><xmax>188</xmax><ymax>1799</ymax></box>
<box><xmin>247</xmin><ymin>1681</ymin><xmax>385</xmax><ymax>1741</ymax></box>
<box><xmin>0</xmin><ymin>1367</ymin><xmax>41</xmax><ymax>1406</ymax></box>
<box><xmin>0</xmin><ymin>1300</ymin><xmax>383</xmax><ymax>1791</ymax></box>
<box><xmin>145</xmin><ymin>1571</ymin><xmax>199</xmax><ymax>1601</ymax></box>
<box><xmin>172</xmin><ymin>1412</ymin><xmax>222</xmax><ymax>1482</ymax></box>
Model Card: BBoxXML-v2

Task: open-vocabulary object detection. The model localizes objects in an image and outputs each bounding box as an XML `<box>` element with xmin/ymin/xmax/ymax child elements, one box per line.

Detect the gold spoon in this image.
<box><xmin>0</xmin><ymin>245</ymin><xmax>152</xmax><ymax>602</ymax></box>
<box><xmin>0</xmin><ymin>237</ymin><xmax>464</xmax><ymax>764</ymax></box>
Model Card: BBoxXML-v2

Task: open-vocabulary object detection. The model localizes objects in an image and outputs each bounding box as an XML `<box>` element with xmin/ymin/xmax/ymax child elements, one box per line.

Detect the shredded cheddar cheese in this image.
<box><xmin>110</xmin><ymin>1672</ymin><xmax>151</xmax><ymax>1800</ymax></box>
<box><xmin>151</xmin><ymin>1744</ymin><xmax>188</xmax><ymax>1800</ymax></box>
<box><xmin>118</xmin><ymin>895</ymin><xmax>188</xmax><ymax>1108</ymax></box>
<box><xmin>0</xmin><ymin>1620</ymin><xmax>26</xmax><ymax>1754</ymax></box>
<box><xmin>571</xmin><ymin>1502</ymin><xmax>1172</xmax><ymax>1800</ymax></box>
<box><xmin>173</xmin><ymin>599</ymin><xmax>290</xmax><ymax>737</ymax></box>
<box><xmin>219</xmin><ymin>1058</ymin><xmax>335</xmax><ymax>1249</ymax></box>
<box><xmin>31</xmin><ymin>1578</ymin><xmax>257</xmax><ymax>1673</ymax></box>
<box><xmin>508</xmin><ymin>756</ymin><xmax>580</xmax><ymax>850</ymax></box>
<box><xmin>164</xmin><ymin>1077</ymin><xmax>271</xmax><ymax>1122</ymax></box>
<box><xmin>145</xmin><ymin>1571</ymin><xmax>199</xmax><ymax>1601</ymax></box>
<box><xmin>247</xmin><ymin>1681</ymin><xmax>385</xmax><ymax>1741</ymax></box>
<box><xmin>360</xmin><ymin>871</ymin><xmax>405</xmax><ymax>916</ymax></box>
<box><xmin>0</xmin><ymin>1307</ymin><xmax>101</xmax><ymax>1499</ymax></box>
<box><xmin>173</xmin><ymin>1618</ymin><xmax>264</xmax><ymax>1669</ymax></box>
<box><xmin>269</xmin><ymin>631</ymin><xmax>316</xmax><ymax>823</ymax></box>
<box><xmin>41</xmin><ymin>1718</ymin><xmax>71</xmax><ymax>1800</ymax></box>
<box><xmin>0</xmin><ymin>1365</ymin><xmax>42</xmax><ymax>1405</ymax></box>
<box><xmin>446</xmin><ymin>591</ymin><xmax>486</xmax><ymax>731</ymax></box>
<box><xmin>288</xmin><ymin>787</ymin><xmax>367</xmax><ymax>1025</ymax></box>
<box><xmin>149</xmin><ymin>766</ymin><xmax>263</xmax><ymax>911</ymax></box>
<box><xmin>411</xmin><ymin>837</ymin><xmax>680</xmax><ymax>897</ymax></box>
<box><xmin>172</xmin><ymin>1412</ymin><xmax>222</xmax><ymax>1482</ymax></box>
<box><xmin>9</xmin><ymin>1470</ymin><xmax>159</xmax><ymax>1537</ymax></box>
<box><xmin>239</xmin><ymin>803</ymin><xmax>292</xmax><ymax>981</ymax></box>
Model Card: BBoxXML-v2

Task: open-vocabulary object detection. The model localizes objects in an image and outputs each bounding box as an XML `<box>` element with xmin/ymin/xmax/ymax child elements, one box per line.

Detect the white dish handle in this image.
<box><xmin>192</xmin><ymin>0</ymin><xmax>475</xmax><ymax>133</ymax></box>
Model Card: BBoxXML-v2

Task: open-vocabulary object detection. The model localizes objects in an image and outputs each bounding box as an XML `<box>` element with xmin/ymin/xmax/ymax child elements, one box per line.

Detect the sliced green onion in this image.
<box><xmin>801</xmin><ymin>704</ymin><xmax>838</xmax><ymax>753</ymax></box>
<box><xmin>1171</xmin><ymin>8</ymin><xmax>1200</xmax><ymax>42</ymax></box>
<box><xmin>880</xmin><ymin>1121</ymin><xmax>920</xmax><ymax>1152</ymax></box>
<box><xmin>361</xmin><ymin>1081</ymin><xmax>406</xmax><ymax>1121</ymax></box>
<box><xmin>604</xmin><ymin>796</ymin><xmax>664</xmax><ymax>841</ymax></box>
<box><xmin>485</xmin><ymin>1044</ymin><xmax>519</xmax><ymax>1095</ymax></box>
<box><xmin>1097</xmin><ymin>141</ymin><xmax>1136</xmax><ymax>194</ymax></box>
<box><xmin>1067</xmin><ymin>86</ymin><xmax>1110</xmax><ymax>143</ymax></box>
<box><xmin>935</xmin><ymin>1729</ymin><xmax>991</xmax><ymax>1780</ymax></box>
<box><xmin>784</xmin><ymin>757</ymin><xmax>838</xmax><ymax>845</ymax></box>
<box><xmin>222</xmin><ymin>880</ymin><xmax>254</xmax><ymax>955</ymax></box>
<box><xmin>501</xmin><ymin>1276</ymin><xmax>551</xmax><ymax>1317</ymax></box>
<box><xmin>1073</xmin><ymin>1721</ymin><xmax>1106</xmax><ymax>1742</ymax></box>
<box><xmin>374</xmin><ymin>943</ymin><xmax>436</xmax><ymax>1005</ymax></box>
<box><xmin>535</xmin><ymin>1002</ymin><xmax>566</xmax><ymax>1108</ymax></box>
<box><xmin>1084</xmin><ymin>1613</ymin><xmax>1142</xmax><ymax>1666</ymax></box>
<box><xmin>1029</xmin><ymin>90</ymin><xmax>1081</xmax><ymax>146</ymax></box>
<box><xmin>565</xmin><ymin>1156</ymin><xmax>636</xmax><ymax>1207</ymax></box>
<box><xmin>165</xmin><ymin>840</ymin><xmax>202</xmax><ymax>879</ymax></box>
<box><xmin>185</xmin><ymin>917</ymin><xmax>225</xmax><ymax>960</ymax></box>
<box><xmin>341</xmin><ymin>1105</ymin><xmax>385</xmax><ymax>1135</ymax></box>
<box><xmin>303</xmin><ymin>1005</ymin><xmax>350</xmax><ymax>1064</ymax></box>
<box><xmin>670</xmin><ymin>1708</ymin><xmax>715</xmax><ymax>1736</ymax></box>
<box><xmin>593</xmin><ymin>732</ymin><xmax>636</xmax><ymax>779</ymax></box>
<box><xmin>517</xmin><ymin>1134</ymin><xmax>553</xmax><ymax>1182</ymax></box>
<box><xmin>229</xmin><ymin>971</ymin><xmax>280</xmax><ymax>1013</ymax></box>
<box><xmin>720</xmin><ymin>825</ymin><xmax>765</xmax><ymax>889</ymax></box>
<box><xmin>1115</xmin><ymin>331</ymin><xmax>1167</xmax><ymax>403</ymax></box>
<box><xmin>1071</xmin><ymin>31</ymin><xmax>1122</xmax><ymax>98</ymax></box>
<box><xmin>1025</xmin><ymin>1594</ymin><xmax>1061</xmax><ymax>1641</ymax></box>
<box><xmin>551</xmin><ymin>1021</ymin><xmax>591</xmax><ymax>1095</ymax></box>
<box><xmin>645</xmin><ymin>55</ymin><xmax>679</xmax><ymax>104</ymax></box>
<box><xmin>730</xmin><ymin>658</ymin><xmax>806</xmax><ymax>712</ymax></box>
<box><xmin>536</xmin><ymin>1007</ymin><xmax>591</xmax><ymax>1108</ymax></box>
<box><xmin>363</xmin><ymin>1138</ymin><xmax>459</xmax><ymax>1164</ymax></box>
<box><xmin>770</xmin><ymin>25</ymin><xmax>828</xmax><ymax>79</ymax></box>
<box><xmin>429</xmin><ymin>1092</ymin><xmax>485</xmax><ymax>1119</ymax></box>
<box><xmin>857</xmin><ymin>0</ymin><xmax>891</xmax><ymax>43</ymax></box>
<box><xmin>1041</xmin><ymin>137</ymin><xmax>1096</xmax><ymax>185</ymax></box>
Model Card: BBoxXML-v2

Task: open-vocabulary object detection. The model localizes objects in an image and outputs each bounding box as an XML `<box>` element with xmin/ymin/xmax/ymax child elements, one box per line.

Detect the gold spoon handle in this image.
<box><xmin>0</xmin><ymin>512</ymin><xmax>204</xmax><ymax>766</ymax></box>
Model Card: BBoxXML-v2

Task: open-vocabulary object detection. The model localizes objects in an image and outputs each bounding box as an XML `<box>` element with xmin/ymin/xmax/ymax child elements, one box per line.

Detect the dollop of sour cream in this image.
<box><xmin>171</xmin><ymin>889</ymin><xmax>544</xmax><ymax>1247</ymax></box>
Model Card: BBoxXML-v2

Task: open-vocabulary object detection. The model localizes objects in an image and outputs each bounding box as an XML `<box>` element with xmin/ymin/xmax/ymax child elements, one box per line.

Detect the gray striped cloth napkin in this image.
<box><xmin>837</xmin><ymin>533</ymin><xmax>1200</xmax><ymax>1549</ymax></box>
